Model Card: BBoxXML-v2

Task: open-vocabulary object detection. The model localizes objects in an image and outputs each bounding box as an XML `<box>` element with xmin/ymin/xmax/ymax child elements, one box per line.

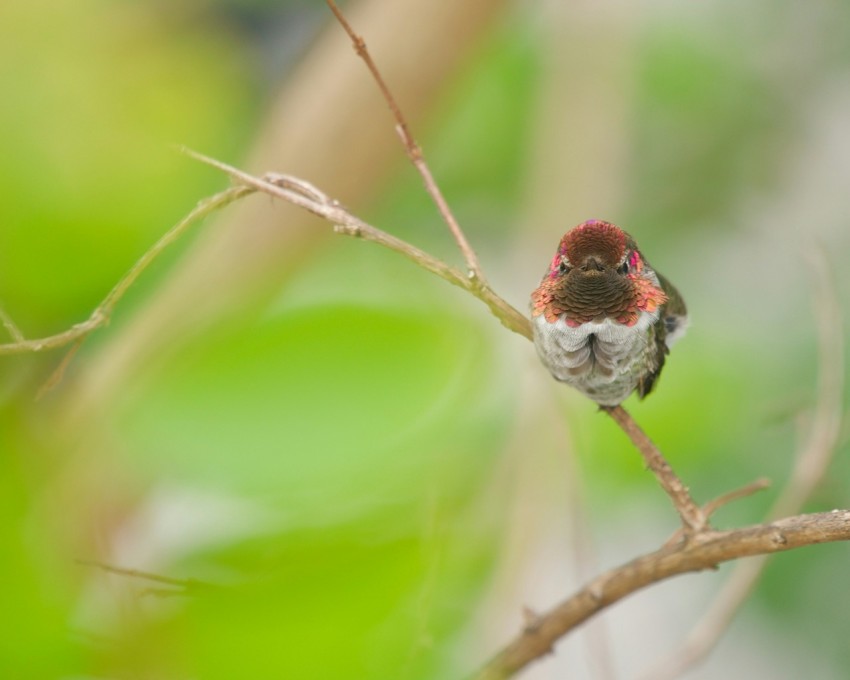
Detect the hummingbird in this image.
<box><xmin>530</xmin><ymin>219</ymin><xmax>687</xmax><ymax>406</ymax></box>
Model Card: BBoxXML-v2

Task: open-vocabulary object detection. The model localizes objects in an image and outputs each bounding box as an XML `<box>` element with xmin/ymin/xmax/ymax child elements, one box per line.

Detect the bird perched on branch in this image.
<box><xmin>531</xmin><ymin>219</ymin><xmax>687</xmax><ymax>406</ymax></box>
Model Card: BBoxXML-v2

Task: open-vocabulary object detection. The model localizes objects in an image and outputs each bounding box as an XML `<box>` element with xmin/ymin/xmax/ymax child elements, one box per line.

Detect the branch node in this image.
<box><xmin>263</xmin><ymin>172</ymin><xmax>332</xmax><ymax>206</ymax></box>
<box><xmin>334</xmin><ymin>223</ymin><xmax>361</xmax><ymax>238</ymax></box>
<box><xmin>587</xmin><ymin>583</ymin><xmax>604</xmax><ymax>603</ymax></box>
<box><xmin>521</xmin><ymin>606</ymin><xmax>542</xmax><ymax>633</ymax></box>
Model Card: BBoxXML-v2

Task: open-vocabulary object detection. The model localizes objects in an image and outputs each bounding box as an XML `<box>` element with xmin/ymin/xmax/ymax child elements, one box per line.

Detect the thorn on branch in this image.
<box><xmin>587</xmin><ymin>583</ymin><xmax>604</xmax><ymax>603</ymax></box>
<box><xmin>521</xmin><ymin>607</ymin><xmax>555</xmax><ymax>656</ymax></box>
<box><xmin>521</xmin><ymin>606</ymin><xmax>541</xmax><ymax>632</ymax></box>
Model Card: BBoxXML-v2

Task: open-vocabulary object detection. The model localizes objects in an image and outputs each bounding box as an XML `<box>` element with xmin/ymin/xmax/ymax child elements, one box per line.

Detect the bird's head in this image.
<box><xmin>531</xmin><ymin>220</ymin><xmax>667</xmax><ymax>327</ymax></box>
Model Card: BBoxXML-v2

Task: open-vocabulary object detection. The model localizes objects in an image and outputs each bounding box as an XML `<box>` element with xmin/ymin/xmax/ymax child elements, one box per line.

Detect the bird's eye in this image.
<box><xmin>617</xmin><ymin>260</ymin><xmax>629</xmax><ymax>275</ymax></box>
<box><xmin>558</xmin><ymin>261</ymin><xmax>570</xmax><ymax>275</ymax></box>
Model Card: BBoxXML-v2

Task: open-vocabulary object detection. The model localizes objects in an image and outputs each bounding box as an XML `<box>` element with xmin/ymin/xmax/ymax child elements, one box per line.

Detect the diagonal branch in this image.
<box><xmin>0</xmin><ymin>185</ymin><xmax>250</xmax><ymax>358</ymax></box>
<box><xmin>0</xmin><ymin>303</ymin><xmax>25</xmax><ymax>343</ymax></box>
<box><xmin>78</xmin><ymin>559</ymin><xmax>218</xmax><ymax>596</ymax></box>
<box><xmin>472</xmin><ymin>510</ymin><xmax>850</xmax><ymax>680</ymax></box>
<box><xmin>604</xmin><ymin>405</ymin><xmax>707</xmax><ymax>533</ymax></box>
<box><xmin>183</xmin><ymin>149</ymin><xmax>531</xmax><ymax>340</ymax></box>
<box><xmin>325</xmin><ymin>0</ymin><xmax>486</xmax><ymax>284</ymax></box>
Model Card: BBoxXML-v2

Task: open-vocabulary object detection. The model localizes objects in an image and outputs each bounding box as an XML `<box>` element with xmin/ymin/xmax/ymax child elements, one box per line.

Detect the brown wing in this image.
<box><xmin>637</xmin><ymin>271</ymin><xmax>686</xmax><ymax>399</ymax></box>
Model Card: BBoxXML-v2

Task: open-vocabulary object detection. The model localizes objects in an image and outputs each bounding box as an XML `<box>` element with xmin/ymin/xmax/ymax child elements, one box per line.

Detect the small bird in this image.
<box><xmin>530</xmin><ymin>219</ymin><xmax>687</xmax><ymax>406</ymax></box>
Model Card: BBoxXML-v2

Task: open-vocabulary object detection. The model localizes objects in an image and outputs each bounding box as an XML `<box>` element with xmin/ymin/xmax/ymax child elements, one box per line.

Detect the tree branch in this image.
<box><xmin>77</xmin><ymin>559</ymin><xmax>217</xmax><ymax>596</ymax></box>
<box><xmin>603</xmin><ymin>405</ymin><xmax>707</xmax><ymax>533</ymax></box>
<box><xmin>701</xmin><ymin>478</ymin><xmax>771</xmax><ymax>520</ymax></box>
<box><xmin>0</xmin><ymin>185</ymin><xmax>250</xmax><ymax>357</ymax></box>
<box><xmin>182</xmin><ymin>150</ymin><xmax>532</xmax><ymax>340</ymax></box>
<box><xmin>325</xmin><ymin>0</ymin><xmax>486</xmax><ymax>284</ymax></box>
<box><xmin>472</xmin><ymin>510</ymin><xmax>850</xmax><ymax>680</ymax></box>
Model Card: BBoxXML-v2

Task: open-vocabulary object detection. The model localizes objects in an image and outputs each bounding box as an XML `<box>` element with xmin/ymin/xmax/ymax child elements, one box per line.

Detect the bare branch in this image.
<box><xmin>0</xmin><ymin>185</ymin><xmax>250</xmax><ymax>358</ymax></box>
<box><xmin>37</xmin><ymin>338</ymin><xmax>84</xmax><ymax>399</ymax></box>
<box><xmin>702</xmin><ymin>478</ymin><xmax>771</xmax><ymax>519</ymax></box>
<box><xmin>77</xmin><ymin>559</ymin><xmax>217</xmax><ymax>595</ymax></box>
<box><xmin>603</xmin><ymin>405</ymin><xmax>707</xmax><ymax>533</ymax></box>
<box><xmin>325</xmin><ymin>0</ymin><xmax>486</xmax><ymax>284</ymax></box>
<box><xmin>472</xmin><ymin>510</ymin><xmax>850</xmax><ymax>680</ymax></box>
<box><xmin>183</xmin><ymin>149</ymin><xmax>532</xmax><ymax>340</ymax></box>
<box><xmin>640</xmin><ymin>248</ymin><xmax>845</xmax><ymax>680</ymax></box>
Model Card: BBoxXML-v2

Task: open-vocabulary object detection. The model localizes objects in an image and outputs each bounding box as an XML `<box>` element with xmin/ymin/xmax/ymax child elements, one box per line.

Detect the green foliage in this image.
<box><xmin>100</xmin><ymin>299</ymin><xmax>507</xmax><ymax>678</ymax></box>
<box><xmin>628</xmin><ymin>29</ymin><xmax>791</xmax><ymax>233</ymax></box>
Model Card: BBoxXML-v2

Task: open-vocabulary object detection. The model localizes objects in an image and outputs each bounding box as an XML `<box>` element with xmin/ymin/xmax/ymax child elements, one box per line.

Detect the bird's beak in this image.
<box><xmin>580</xmin><ymin>256</ymin><xmax>605</xmax><ymax>273</ymax></box>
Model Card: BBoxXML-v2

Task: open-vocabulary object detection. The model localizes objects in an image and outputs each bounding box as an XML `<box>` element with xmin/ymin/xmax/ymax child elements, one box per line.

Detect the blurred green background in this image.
<box><xmin>1</xmin><ymin>1</ymin><xmax>849</xmax><ymax>678</ymax></box>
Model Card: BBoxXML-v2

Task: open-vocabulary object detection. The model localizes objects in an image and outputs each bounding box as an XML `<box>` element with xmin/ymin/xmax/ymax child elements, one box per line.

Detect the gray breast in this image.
<box><xmin>532</xmin><ymin>313</ymin><xmax>658</xmax><ymax>405</ymax></box>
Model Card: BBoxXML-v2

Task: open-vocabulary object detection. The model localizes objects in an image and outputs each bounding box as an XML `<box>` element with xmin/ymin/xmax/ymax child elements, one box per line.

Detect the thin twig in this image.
<box><xmin>0</xmin><ymin>303</ymin><xmax>25</xmax><ymax>342</ymax></box>
<box><xmin>325</xmin><ymin>0</ymin><xmax>486</xmax><ymax>284</ymax></box>
<box><xmin>0</xmin><ymin>185</ymin><xmax>250</xmax><ymax>358</ymax></box>
<box><xmin>77</xmin><ymin>559</ymin><xmax>217</xmax><ymax>594</ymax></box>
<box><xmin>471</xmin><ymin>509</ymin><xmax>850</xmax><ymax>680</ymax></box>
<box><xmin>183</xmin><ymin>149</ymin><xmax>531</xmax><ymax>340</ymax></box>
<box><xmin>702</xmin><ymin>478</ymin><xmax>771</xmax><ymax>519</ymax></box>
<box><xmin>603</xmin><ymin>406</ymin><xmax>707</xmax><ymax>533</ymax></box>
<box><xmin>37</xmin><ymin>338</ymin><xmax>84</xmax><ymax>399</ymax></box>
<box><xmin>640</xmin><ymin>248</ymin><xmax>844</xmax><ymax>680</ymax></box>
<box><xmin>660</xmin><ymin>479</ymin><xmax>772</xmax><ymax>549</ymax></box>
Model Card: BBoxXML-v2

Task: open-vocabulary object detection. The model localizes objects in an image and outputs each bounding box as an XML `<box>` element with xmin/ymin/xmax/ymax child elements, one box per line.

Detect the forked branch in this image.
<box><xmin>182</xmin><ymin>150</ymin><xmax>531</xmax><ymax>340</ymax></box>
